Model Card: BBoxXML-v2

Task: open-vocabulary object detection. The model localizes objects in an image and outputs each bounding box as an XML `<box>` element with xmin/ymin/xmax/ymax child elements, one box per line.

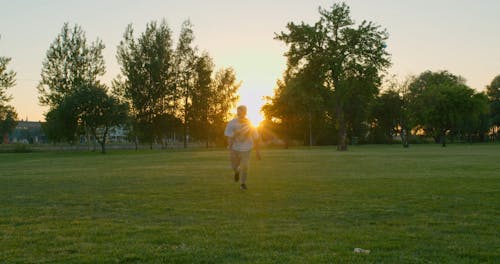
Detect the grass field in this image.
<box><xmin>1</xmin><ymin>145</ymin><xmax>499</xmax><ymax>263</ymax></box>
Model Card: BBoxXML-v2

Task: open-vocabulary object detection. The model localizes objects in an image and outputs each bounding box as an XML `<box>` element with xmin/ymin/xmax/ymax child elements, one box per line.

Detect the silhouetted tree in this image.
<box><xmin>190</xmin><ymin>52</ymin><xmax>215</xmax><ymax>147</ymax></box>
<box><xmin>174</xmin><ymin>20</ymin><xmax>198</xmax><ymax>148</ymax></box>
<box><xmin>71</xmin><ymin>85</ymin><xmax>128</xmax><ymax>153</ymax></box>
<box><xmin>262</xmin><ymin>65</ymin><xmax>329</xmax><ymax>147</ymax></box>
<box><xmin>38</xmin><ymin>23</ymin><xmax>105</xmax><ymax>107</ymax></box>
<box><xmin>369</xmin><ymin>89</ymin><xmax>402</xmax><ymax>144</ymax></box>
<box><xmin>408</xmin><ymin>71</ymin><xmax>488</xmax><ymax>146</ymax></box>
<box><xmin>209</xmin><ymin>68</ymin><xmax>240</xmax><ymax>146</ymax></box>
<box><xmin>0</xmin><ymin>48</ymin><xmax>18</xmax><ymax>143</ymax></box>
<box><xmin>486</xmin><ymin>75</ymin><xmax>500</xmax><ymax>138</ymax></box>
<box><xmin>115</xmin><ymin>20</ymin><xmax>176</xmax><ymax>148</ymax></box>
<box><xmin>275</xmin><ymin>3</ymin><xmax>390</xmax><ymax>150</ymax></box>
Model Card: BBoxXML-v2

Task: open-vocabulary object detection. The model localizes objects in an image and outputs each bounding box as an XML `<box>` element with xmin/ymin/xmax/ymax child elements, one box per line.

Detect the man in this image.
<box><xmin>224</xmin><ymin>105</ymin><xmax>260</xmax><ymax>190</ymax></box>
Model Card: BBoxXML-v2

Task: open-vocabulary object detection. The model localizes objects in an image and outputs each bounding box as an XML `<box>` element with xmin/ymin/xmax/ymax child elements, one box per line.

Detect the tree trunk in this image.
<box><xmin>183</xmin><ymin>95</ymin><xmax>188</xmax><ymax>149</ymax></box>
<box><xmin>100</xmin><ymin>140</ymin><xmax>106</xmax><ymax>153</ymax></box>
<box><xmin>336</xmin><ymin>105</ymin><xmax>347</xmax><ymax>151</ymax></box>
<box><xmin>99</xmin><ymin>128</ymin><xmax>108</xmax><ymax>154</ymax></box>
<box><xmin>183</xmin><ymin>123</ymin><xmax>188</xmax><ymax>148</ymax></box>
<box><xmin>2</xmin><ymin>132</ymin><xmax>9</xmax><ymax>144</ymax></box>
<box><xmin>441</xmin><ymin>131</ymin><xmax>446</xmax><ymax>147</ymax></box>
<box><xmin>308</xmin><ymin>112</ymin><xmax>313</xmax><ymax>147</ymax></box>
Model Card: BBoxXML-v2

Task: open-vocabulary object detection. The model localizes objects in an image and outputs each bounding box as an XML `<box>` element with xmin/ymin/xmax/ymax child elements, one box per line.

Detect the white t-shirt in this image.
<box><xmin>224</xmin><ymin>118</ymin><xmax>258</xmax><ymax>152</ymax></box>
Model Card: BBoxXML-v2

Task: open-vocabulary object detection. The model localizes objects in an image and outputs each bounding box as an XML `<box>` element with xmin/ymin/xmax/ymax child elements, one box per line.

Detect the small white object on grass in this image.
<box><xmin>353</xmin><ymin>248</ymin><xmax>370</xmax><ymax>254</ymax></box>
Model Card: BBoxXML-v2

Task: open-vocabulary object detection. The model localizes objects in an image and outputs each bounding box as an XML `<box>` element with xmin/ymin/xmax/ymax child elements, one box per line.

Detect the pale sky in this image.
<box><xmin>1</xmin><ymin>0</ymin><xmax>499</xmax><ymax>124</ymax></box>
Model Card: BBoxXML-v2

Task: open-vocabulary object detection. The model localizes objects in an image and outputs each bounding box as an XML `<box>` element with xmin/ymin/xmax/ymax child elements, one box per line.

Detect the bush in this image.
<box><xmin>12</xmin><ymin>143</ymin><xmax>33</xmax><ymax>153</ymax></box>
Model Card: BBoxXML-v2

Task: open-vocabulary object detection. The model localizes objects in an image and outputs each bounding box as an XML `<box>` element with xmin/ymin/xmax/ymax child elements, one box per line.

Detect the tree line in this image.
<box><xmin>261</xmin><ymin>3</ymin><xmax>500</xmax><ymax>150</ymax></box>
<box><xmin>2</xmin><ymin>3</ymin><xmax>500</xmax><ymax>152</ymax></box>
<box><xmin>35</xmin><ymin>20</ymin><xmax>240</xmax><ymax>153</ymax></box>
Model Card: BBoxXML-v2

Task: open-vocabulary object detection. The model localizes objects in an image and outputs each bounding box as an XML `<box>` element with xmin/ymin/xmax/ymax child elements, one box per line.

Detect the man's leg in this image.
<box><xmin>239</xmin><ymin>151</ymin><xmax>251</xmax><ymax>189</ymax></box>
<box><xmin>230</xmin><ymin>150</ymin><xmax>240</xmax><ymax>182</ymax></box>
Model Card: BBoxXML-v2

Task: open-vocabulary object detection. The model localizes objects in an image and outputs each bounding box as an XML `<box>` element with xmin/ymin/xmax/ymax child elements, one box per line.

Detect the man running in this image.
<box><xmin>224</xmin><ymin>105</ymin><xmax>260</xmax><ymax>190</ymax></box>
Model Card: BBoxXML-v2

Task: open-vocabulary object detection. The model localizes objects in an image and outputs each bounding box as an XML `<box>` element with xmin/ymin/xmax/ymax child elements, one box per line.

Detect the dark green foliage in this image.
<box><xmin>0</xmin><ymin>56</ymin><xmax>16</xmax><ymax>104</ymax></box>
<box><xmin>37</xmin><ymin>23</ymin><xmax>105</xmax><ymax>107</ymax></box>
<box><xmin>43</xmin><ymin>99</ymin><xmax>79</xmax><ymax>144</ymax></box>
<box><xmin>0</xmin><ymin>53</ymin><xmax>18</xmax><ymax>142</ymax></box>
<box><xmin>486</xmin><ymin>75</ymin><xmax>500</xmax><ymax>130</ymax></box>
<box><xmin>43</xmin><ymin>85</ymin><xmax>129</xmax><ymax>153</ymax></box>
<box><xmin>369</xmin><ymin>89</ymin><xmax>403</xmax><ymax>144</ymax></box>
<box><xmin>271</xmin><ymin>3</ymin><xmax>391</xmax><ymax>150</ymax></box>
<box><xmin>0</xmin><ymin>105</ymin><xmax>18</xmax><ymax>143</ymax></box>
<box><xmin>408</xmin><ymin>71</ymin><xmax>489</xmax><ymax>146</ymax></box>
<box><xmin>115</xmin><ymin>20</ymin><xmax>176</xmax><ymax>148</ymax></box>
<box><xmin>115</xmin><ymin>20</ymin><xmax>241</xmax><ymax>148</ymax></box>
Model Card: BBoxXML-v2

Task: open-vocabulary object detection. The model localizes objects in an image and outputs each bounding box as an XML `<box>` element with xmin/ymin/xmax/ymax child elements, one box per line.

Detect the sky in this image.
<box><xmin>1</xmin><ymin>0</ymin><xmax>500</xmax><ymax>124</ymax></box>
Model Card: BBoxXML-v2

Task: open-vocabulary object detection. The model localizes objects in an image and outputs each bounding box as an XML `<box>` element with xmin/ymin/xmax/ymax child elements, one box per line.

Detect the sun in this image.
<box><xmin>236</xmin><ymin>99</ymin><xmax>265</xmax><ymax>127</ymax></box>
<box><xmin>247</xmin><ymin>111</ymin><xmax>264</xmax><ymax>127</ymax></box>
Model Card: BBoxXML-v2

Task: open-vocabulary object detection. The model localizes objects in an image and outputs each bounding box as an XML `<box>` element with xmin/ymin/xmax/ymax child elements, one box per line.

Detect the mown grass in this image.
<box><xmin>1</xmin><ymin>144</ymin><xmax>499</xmax><ymax>263</ymax></box>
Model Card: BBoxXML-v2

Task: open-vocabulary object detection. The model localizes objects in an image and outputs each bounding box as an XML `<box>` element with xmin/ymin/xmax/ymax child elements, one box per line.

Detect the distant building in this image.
<box><xmin>9</xmin><ymin>121</ymin><xmax>46</xmax><ymax>144</ymax></box>
<box><xmin>107</xmin><ymin>125</ymin><xmax>129</xmax><ymax>143</ymax></box>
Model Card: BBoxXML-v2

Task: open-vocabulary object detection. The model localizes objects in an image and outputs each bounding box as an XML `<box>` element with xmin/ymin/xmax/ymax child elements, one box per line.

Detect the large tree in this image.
<box><xmin>38</xmin><ymin>23</ymin><xmax>105</xmax><ymax>107</ymax></box>
<box><xmin>262</xmin><ymin>65</ymin><xmax>329</xmax><ymax>147</ymax></box>
<box><xmin>190</xmin><ymin>52</ymin><xmax>215</xmax><ymax>147</ymax></box>
<box><xmin>368</xmin><ymin>77</ymin><xmax>411</xmax><ymax>146</ymax></box>
<box><xmin>43</xmin><ymin>98</ymin><xmax>79</xmax><ymax>144</ymax></box>
<box><xmin>70</xmin><ymin>85</ymin><xmax>128</xmax><ymax>153</ymax></box>
<box><xmin>486</xmin><ymin>75</ymin><xmax>500</xmax><ymax>137</ymax></box>
<box><xmin>275</xmin><ymin>3</ymin><xmax>390</xmax><ymax>150</ymax></box>
<box><xmin>0</xmin><ymin>49</ymin><xmax>18</xmax><ymax>144</ymax></box>
<box><xmin>43</xmin><ymin>85</ymin><xmax>128</xmax><ymax>153</ymax></box>
<box><xmin>174</xmin><ymin>20</ymin><xmax>198</xmax><ymax>148</ymax></box>
<box><xmin>369</xmin><ymin>89</ymin><xmax>403</xmax><ymax>144</ymax></box>
<box><xmin>408</xmin><ymin>71</ymin><xmax>488</xmax><ymax>146</ymax></box>
<box><xmin>209</xmin><ymin>67</ymin><xmax>241</xmax><ymax>146</ymax></box>
<box><xmin>115</xmin><ymin>20</ymin><xmax>176</xmax><ymax>148</ymax></box>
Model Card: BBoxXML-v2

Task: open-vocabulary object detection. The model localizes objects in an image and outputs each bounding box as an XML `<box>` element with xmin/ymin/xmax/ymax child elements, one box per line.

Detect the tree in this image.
<box><xmin>42</xmin><ymin>99</ymin><xmax>79</xmax><ymax>144</ymax></box>
<box><xmin>190</xmin><ymin>52</ymin><xmax>215</xmax><ymax>147</ymax></box>
<box><xmin>1</xmin><ymin>49</ymin><xmax>18</xmax><ymax>144</ymax></box>
<box><xmin>275</xmin><ymin>3</ymin><xmax>390</xmax><ymax>150</ymax></box>
<box><xmin>174</xmin><ymin>20</ymin><xmax>198</xmax><ymax>148</ymax></box>
<box><xmin>38</xmin><ymin>23</ymin><xmax>105</xmax><ymax>107</ymax></box>
<box><xmin>115</xmin><ymin>20</ymin><xmax>176</xmax><ymax>148</ymax></box>
<box><xmin>0</xmin><ymin>105</ymin><xmax>17</xmax><ymax>144</ymax></box>
<box><xmin>209</xmin><ymin>68</ymin><xmax>240</xmax><ymax>146</ymax></box>
<box><xmin>369</xmin><ymin>89</ymin><xmax>402</xmax><ymax>144</ymax></box>
<box><xmin>368</xmin><ymin>77</ymin><xmax>411</xmax><ymax>146</ymax></box>
<box><xmin>486</xmin><ymin>75</ymin><xmax>500</xmax><ymax>137</ymax></box>
<box><xmin>460</xmin><ymin>92</ymin><xmax>489</xmax><ymax>142</ymax></box>
<box><xmin>43</xmin><ymin>85</ymin><xmax>128</xmax><ymax>153</ymax></box>
<box><xmin>408</xmin><ymin>71</ymin><xmax>488</xmax><ymax>146</ymax></box>
<box><xmin>0</xmin><ymin>57</ymin><xmax>15</xmax><ymax>104</ymax></box>
<box><xmin>262</xmin><ymin>66</ymin><xmax>330</xmax><ymax>147</ymax></box>
<box><xmin>71</xmin><ymin>85</ymin><xmax>129</xmax><ymax>153</ymax></box>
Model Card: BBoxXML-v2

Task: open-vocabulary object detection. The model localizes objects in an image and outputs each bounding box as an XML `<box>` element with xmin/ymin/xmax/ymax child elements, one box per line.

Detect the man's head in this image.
<box><xmin>237</xmin><ymin>105</ymin><xmax>247</xmax><ymax>120</ymax></box>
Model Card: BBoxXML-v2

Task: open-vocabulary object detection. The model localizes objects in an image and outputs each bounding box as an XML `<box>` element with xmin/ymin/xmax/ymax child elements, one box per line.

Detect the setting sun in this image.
<box><xmin>236</xmin><ymin>96</ymin><xmax>265</xmax><ymax>127</ymax></box>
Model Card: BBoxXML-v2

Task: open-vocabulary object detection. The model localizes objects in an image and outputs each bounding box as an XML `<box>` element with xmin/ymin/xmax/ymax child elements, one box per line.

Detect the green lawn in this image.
<box><xmin>1</xmin><ymin>145</ymin><xmax>499</xmax><ymax>263</ymax></box>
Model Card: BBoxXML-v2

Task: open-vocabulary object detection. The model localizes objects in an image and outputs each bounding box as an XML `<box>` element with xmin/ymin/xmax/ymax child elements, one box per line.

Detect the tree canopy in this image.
<box><xmin>487</xmin><ymin>75</ymin><xmax>500</xmax><ymax>128</ymax></box>
<box><xmin>0</xmin><ymin>48</ymin><xmax>18</xmax><ymax>143</ymax></box>
<box><xmin>271</xmin><ymin>3</ymin><xmax>391</xmax><ymax>150</ymax></box>
<box><xmin>38</xmin><ymin>23</ymin><xmax>105</xmax><ymax>108</ymax></box>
